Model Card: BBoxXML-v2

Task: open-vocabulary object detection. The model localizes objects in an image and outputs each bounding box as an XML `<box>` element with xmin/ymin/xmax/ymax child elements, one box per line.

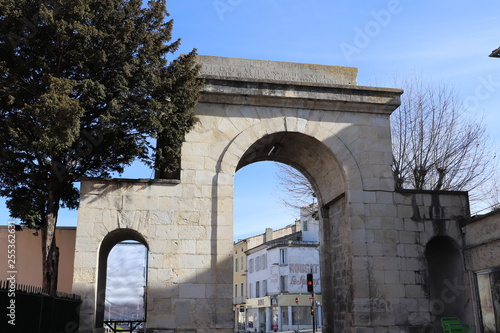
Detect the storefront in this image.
<box><xmin>246</xmin><ymin>294</ymin><xmax>322</xmax><ymax>331</ymax></box>
<box><xmin>465</xmin><ymin>210</ymin><xmax>500</xmax><ymax>332</ymax></box>
<box><xmin>276</xmin><ymin>294</ymin><xmax>322</xmax><ymax>331</ymax></box>
<box><xmin>246</xmin><ymin>296</ymin><xmax>271</xmax><ymax>332</ymax></box>
<box><xmin>236</xmin><ymin>305</ymin><xmax>246</xmax><ymax>331</ymax></box>
<box><xmin>476</xmin><ymin>269</ymin><xmax>500</xmax><ymax>333</ymax></box>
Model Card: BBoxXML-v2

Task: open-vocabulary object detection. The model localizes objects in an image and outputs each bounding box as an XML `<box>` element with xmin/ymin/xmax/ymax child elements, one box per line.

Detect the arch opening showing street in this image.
<box><xmin>73</xmin><ymin>55</ymin><xmax>475</xmax><ymax>332</ymax></box>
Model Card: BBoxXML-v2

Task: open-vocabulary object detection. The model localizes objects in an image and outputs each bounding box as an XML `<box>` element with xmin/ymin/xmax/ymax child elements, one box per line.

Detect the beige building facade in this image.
<box><xmin>0</xmin><ymin>225</ymin><xmax>76</xmax><ymax>293</ymax></box>
<box><xmin>71</xmin><ymin>55</ymin><xmax>482</xmax><ymax>332</ymax></box>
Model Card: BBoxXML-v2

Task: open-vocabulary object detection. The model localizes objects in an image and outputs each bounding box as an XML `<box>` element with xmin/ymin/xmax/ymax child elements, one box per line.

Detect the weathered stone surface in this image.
<box><xmin>197</xmin><ymin>55</ymin><xmax>358</xmax><ymax>85</ymax></box>
<box><xmin>72</xmin><ymin>56</ymin><xmax>475</xmax><ymax>333</ymax></box>
<box><xmin>464</xmin><ymin>211</ymin><xmax>500</xmax><ymax>274</ymax></box>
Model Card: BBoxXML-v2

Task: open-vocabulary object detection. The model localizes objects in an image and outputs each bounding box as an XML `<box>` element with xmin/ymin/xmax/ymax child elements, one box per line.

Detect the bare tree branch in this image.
<box><xmin>275</xmin><ymin>76</ymin><xmax>498</xmax><ymax>214</ymax></box>
<box><xmin>391</xmin><ymin>76</ymin><xmax>495</xmax><ymax>206</ymax></box>
<box><xmin>274</xmin><ymin>162</ymin><xmax>316</xmax><ymax>214</ymax></box>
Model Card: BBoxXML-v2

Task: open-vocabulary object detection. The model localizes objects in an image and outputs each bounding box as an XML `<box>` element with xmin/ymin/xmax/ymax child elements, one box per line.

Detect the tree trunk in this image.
<box><xmin>41</xmin><ymin>222</ymin><xmax>59</xmax><ymax>293</ymax></box>
<box><xmin>41</xmin><ymin>163</ymin><xmax>61</xmax><ymax>293</ymax></box>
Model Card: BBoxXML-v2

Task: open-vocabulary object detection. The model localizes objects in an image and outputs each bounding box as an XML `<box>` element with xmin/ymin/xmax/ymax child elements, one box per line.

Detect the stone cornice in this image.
<box><xmin>197</xmin><ymin>55</ymin><xmax>402</xmax><ymax>114</ymax></box>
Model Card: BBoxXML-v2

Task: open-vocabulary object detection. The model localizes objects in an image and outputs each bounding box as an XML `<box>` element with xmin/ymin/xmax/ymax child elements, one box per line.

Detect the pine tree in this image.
<box><xmin>0</xmin><ymin>0</ymin><xmax>202</xmax><ymax>292</ymax></box>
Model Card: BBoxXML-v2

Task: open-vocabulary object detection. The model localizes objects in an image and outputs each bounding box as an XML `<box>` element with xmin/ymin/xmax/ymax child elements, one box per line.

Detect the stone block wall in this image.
<box><xmin>72</xmin><ymin>56</ymin><xmax>475</xmax><ymax>332</ymax></box>
<box><xmin>347</xmin><ymin>189</ymin><xmax>471</xmax><ymax>332</ymax></box>
<box><xmin>73</xmin><ymin>178</ymin><xmax>234</xmax><ymax>333</ymax></box>
<box><xmin>73</xmin><ymin>172</ymin><xmax>474</xmax><ymax>333</ymax></box>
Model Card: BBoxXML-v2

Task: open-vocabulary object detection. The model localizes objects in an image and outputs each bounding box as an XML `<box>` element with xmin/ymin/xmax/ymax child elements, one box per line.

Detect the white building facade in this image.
<box><xmin>245</xmin><ymin>208</ymin><xmax>322</xmax><ymax>332</ymax></box>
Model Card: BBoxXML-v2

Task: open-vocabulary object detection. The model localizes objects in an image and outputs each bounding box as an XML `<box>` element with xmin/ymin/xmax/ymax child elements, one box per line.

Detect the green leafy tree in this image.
<box><xmin>0</xmin><ymin>0</ymin><xmax>202</xmax><ymax>292</ymax></box>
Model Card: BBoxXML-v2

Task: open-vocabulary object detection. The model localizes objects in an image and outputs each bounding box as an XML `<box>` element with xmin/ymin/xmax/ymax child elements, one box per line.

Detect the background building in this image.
<box><xmin>233</xmin><ymin>221</ymin><xmax>301</xmax><ymax>331</ymax></box>
<box><xmin>464</xmin><ymin>209</ymin><xmax>500</xmax><ymax>332</ymax></box>
<box><xmin>0</xmin><ymin>225</ymin><xmax>76</xmax><ymax>293</ymax></box>
<box><xmin>234</xmin><ymin>206</ymin><xmax>322</xmax><ymax>332</ymax></box>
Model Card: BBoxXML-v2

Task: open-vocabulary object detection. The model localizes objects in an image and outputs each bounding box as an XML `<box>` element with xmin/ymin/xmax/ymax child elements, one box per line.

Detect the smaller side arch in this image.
<box><xmin>425</xmin><ymin>236</ymin><xmax>468</xmax><ymax>330</ymax></box>
<box><xmin>95</xmin><ymin>228</ymin><xmax>149</xmax><ymax>329</ymax></box>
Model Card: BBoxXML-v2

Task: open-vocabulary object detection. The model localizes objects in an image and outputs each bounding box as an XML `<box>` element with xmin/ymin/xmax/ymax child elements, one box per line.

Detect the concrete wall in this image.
<box><xmin>465</xmin><ymin>210</ymin><xmax>500</xmax><ymax>272</ymax></box>
<box><xmin>0</xmin><ymin>225</ymin><xmax>76</xmax><ymax>293</ymax></box>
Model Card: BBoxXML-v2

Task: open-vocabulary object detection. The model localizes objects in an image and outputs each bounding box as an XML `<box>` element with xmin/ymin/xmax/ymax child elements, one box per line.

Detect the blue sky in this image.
<box><xmin>1</xmin><ymin>1</ymin><xmax>499</xmax><ymax>240</ymax></box>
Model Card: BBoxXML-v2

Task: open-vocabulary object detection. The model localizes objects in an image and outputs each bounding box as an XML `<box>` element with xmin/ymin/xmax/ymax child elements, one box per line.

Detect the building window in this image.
<box><xmin>280</xmin><ymin>248</ymin><xmax>288</xmax><ymax>265</ymax></box>
<box><xmin>292</xmin><ymin>306</ymin><xmax>312</xmax><ymax>326</ymax></box>
<box><xmin>262</xmin><ymin>280</ymin><xmax>267</xmax><ymax>296</ymax></box>
<box><xmin>235</xmin><ymin>258</ymin><xmax>238</xmax><ymax>272</ymax></box>
<box><xmin>248</xmin><ymin>283</ymin><xmax>252</xmax><ymax>298</ymax></box>
<box><xmin>241</xmin><ymin>283</ymin><xmax>244</xmax><ymax>297</ymax></box>
<box><xmin>282</xmin><ymin>309</ymin><xmax>289</xmax><ymax>326</ymax></box>
<box><xmin>235</xmin><ymin>284</ymin><xmax>238</xmax><ymax>297</ymax></box>
<box><xmin>256</xmin><ymin>281</ymin><xmax>260</xmax><ymax>298</ymax></box>
<box><xmin>261</xmin><ymin>254</ymin><xmax>267</xmax><ymax>269</ymax></box>
<box><xmin>241</xmin><ymin>255</ymin><xmax>244</xmax><ymax>271</ymax></box>
<box><xmin>249</xmin><ymin>259</ymin><xmax>253</xmax><ymax>273</ymax></box>
<box><xmin>255</xmin><ymin>256</ymin><xmax>260</xmax><ymax>272</ymax></box>
<box><xmin>280</xmin><ymin>275</ymin><xmax>288</xmax><ymax>292</ymax></box>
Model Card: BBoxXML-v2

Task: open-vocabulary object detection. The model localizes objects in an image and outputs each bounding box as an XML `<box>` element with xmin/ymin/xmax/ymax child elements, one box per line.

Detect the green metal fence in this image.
<box><xmin>0</xmin><ymin>280</ymin><xmax>81</xmax><ymax>333</ymax></box>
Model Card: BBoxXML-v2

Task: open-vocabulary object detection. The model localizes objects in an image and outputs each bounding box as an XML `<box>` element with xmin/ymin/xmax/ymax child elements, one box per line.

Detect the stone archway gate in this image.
<box><xmin>73</xmin><ymin>56</ymin><xmax>473</xmax><ymax>332</ymax></box>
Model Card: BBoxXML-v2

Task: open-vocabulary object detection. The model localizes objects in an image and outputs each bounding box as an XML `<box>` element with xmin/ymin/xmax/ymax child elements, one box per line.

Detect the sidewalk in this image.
<box><xmin>237</xmin><ymin>330</ymin><xmax>316</xmax><ymax>333</ymax></box>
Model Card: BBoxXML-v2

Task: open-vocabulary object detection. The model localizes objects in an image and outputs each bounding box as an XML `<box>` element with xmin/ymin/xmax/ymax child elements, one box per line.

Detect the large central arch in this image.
<box><xmin>73</xmin><ymin>56</ymin><xmax>473</xmax><ymax>332</ymax></box>
<box><xmin>234</xmin><ymin>131</ymin><xmax>351</xmax><ymax>330</ymax></box>
<box><xmin>236</xmin><ymin>132</ymin><xmax>347</xmax><ymax>205</ymax></box>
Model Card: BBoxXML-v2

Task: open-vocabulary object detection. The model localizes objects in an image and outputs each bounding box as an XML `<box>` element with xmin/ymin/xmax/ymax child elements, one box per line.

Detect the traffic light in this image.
<box><xmin>307</xmin><ymin>273</ymin><xmax>314</xmax><ymax>293</ymax></box>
